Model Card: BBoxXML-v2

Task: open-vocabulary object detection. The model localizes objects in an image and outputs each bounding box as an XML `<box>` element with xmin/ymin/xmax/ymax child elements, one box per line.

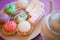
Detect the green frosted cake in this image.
<box><xmin>4</xmin><ymin>4</ymin><xmax>16</xmax><ymax>15</ymax></box>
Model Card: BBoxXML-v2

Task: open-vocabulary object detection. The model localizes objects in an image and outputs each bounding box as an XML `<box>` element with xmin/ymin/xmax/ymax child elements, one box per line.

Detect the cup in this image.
<box><xmin>41</xmin><ymin>10</ymin><xmax>60</xmax><ymax>40</ymax></box>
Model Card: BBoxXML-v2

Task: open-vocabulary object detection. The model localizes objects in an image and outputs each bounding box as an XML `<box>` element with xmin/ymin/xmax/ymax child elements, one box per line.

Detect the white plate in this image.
<box><xmin>0</xmin><ymin>1</ymin><xmax>45</xmax><ymax>40</ymax></box>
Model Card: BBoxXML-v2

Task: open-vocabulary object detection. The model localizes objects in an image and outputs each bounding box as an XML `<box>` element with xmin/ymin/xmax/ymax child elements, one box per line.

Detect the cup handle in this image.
<box><xmin>49</xmin><ymin>0</ymin><xmax>55</xmax><ymax>13</ymax></box>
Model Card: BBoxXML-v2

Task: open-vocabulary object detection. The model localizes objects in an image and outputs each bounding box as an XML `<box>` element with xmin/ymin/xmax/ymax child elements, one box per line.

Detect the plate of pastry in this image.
<box><xmin>0</xmin><ymin>0</ymin><xmax>45</xmax><ymax>40</ymax></box>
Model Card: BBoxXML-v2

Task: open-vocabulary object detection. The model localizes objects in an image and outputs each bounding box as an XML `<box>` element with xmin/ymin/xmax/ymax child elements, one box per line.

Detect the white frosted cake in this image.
<box><xmin>17</xmin><ymin>21</ymin><xmax>33</xmax><ymax>35</ymax></box>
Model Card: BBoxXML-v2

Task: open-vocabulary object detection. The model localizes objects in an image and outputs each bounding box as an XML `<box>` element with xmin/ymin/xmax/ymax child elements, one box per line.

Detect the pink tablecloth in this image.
<box><xmin>0</xmin><ymin>0</ymin><xmax>60</xmax><ymax>40</ymax></box>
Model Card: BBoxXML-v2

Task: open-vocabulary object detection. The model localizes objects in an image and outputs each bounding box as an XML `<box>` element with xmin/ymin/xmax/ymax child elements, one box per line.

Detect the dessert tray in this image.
<box><xmin>0</xmin><ymin>1</ymin><xmax>45</xmax><ymax>40</ymax></box>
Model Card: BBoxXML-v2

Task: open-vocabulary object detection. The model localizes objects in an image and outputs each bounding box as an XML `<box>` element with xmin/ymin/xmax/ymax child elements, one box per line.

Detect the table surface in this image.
<box><xmin>0</xmin><ymin>0</ymin><xmax>60</xmax><ymax>40</ymax></box>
